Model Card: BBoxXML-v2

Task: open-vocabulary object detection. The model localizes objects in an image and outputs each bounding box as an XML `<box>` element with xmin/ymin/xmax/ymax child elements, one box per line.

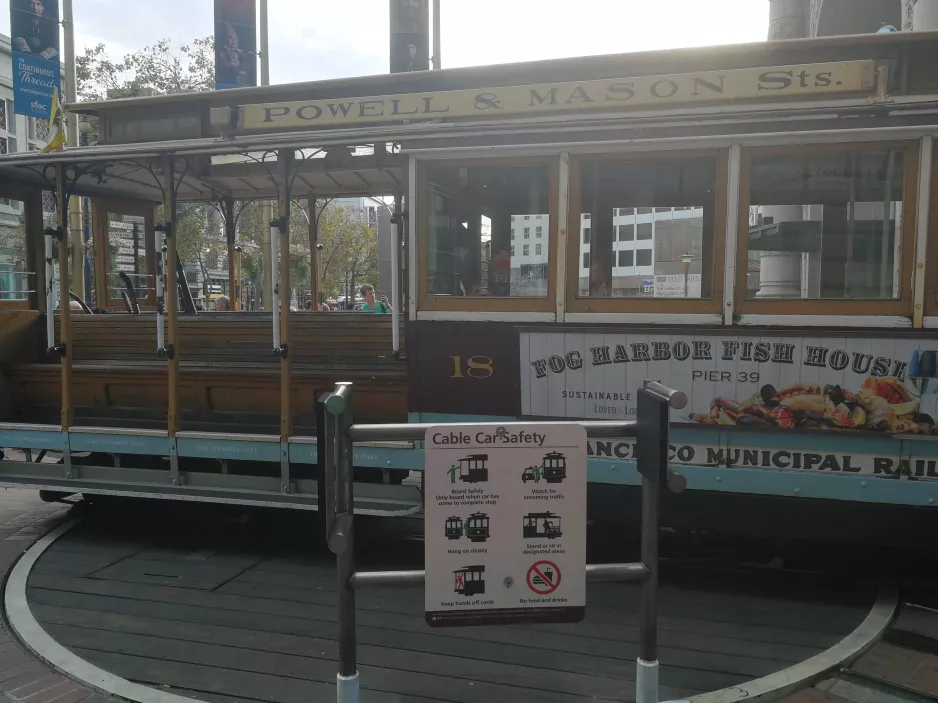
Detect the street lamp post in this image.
<box><xmin>680</xmin><ymin>253</ymin><xmax>693</xmax><ymax>298</ymax></box>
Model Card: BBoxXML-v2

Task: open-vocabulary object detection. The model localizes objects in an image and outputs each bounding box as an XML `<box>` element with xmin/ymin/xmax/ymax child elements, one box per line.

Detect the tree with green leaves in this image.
<box><xmin>75</xmin><ymin>37</ymin><xmax>381</xmax><ymax>309</ymax></box>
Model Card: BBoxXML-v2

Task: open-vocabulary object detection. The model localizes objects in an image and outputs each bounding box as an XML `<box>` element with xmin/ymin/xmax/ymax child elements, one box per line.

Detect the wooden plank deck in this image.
<box><xmin>25</xmin><ymin>507</ymin><xmax>874</xmax><ymax>703</ymax></box>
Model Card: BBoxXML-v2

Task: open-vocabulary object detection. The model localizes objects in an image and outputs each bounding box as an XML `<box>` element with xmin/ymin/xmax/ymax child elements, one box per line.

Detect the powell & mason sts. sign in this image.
<box><xmin>225</xmin><ymin>60</ymin><xmax>875</xmax><ymax>131</ymax></box>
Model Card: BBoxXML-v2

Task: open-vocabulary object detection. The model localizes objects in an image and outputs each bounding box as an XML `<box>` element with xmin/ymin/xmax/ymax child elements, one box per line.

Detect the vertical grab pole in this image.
<box><xmin>326</xmin><ymin>382</ymin><xmax>358</xmax><ymax>703</ymax></box>
<box><xmin>55</xmin><ymin>165</ymin><xmax>73</xmax><ymax>431</ymax></box>
<box><xmin>155</xmin><ymin>244</ymin><xmax>166</xmax><ymax>351</ymax></box>
<box><xmin>391</xmin><ymin>195</ymin><xmax>402</xmax><ymax>355</ymax></box>
<box><xmin>635</xmin><ymin>380</ymin><xmax>685</xmax><ymax>703</ymax></box>
<box><xmin>270</xmin><ymin>219</ymin><xmax>281</xmax><ymax>351</ymax></box>
<box><xmin>162</xmin><ymin>153</ymin><xmax>181</xmax><ymax>437</ymax></box>
<box><xmin>277</xmin><ymin>150</ymin><xmax>293</xmax><ymax>493</ymax></box>
<box><xmin>44</xmin><ymin>228</ymin><xmax>55</xmax><ymax>351</ymax></box>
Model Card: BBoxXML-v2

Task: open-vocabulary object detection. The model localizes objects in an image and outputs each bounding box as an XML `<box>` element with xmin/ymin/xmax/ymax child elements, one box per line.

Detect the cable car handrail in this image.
<box><xmin>348</xmin><ymin>420</ymin><xmax>639</xmax><ymax>443</ymax></box>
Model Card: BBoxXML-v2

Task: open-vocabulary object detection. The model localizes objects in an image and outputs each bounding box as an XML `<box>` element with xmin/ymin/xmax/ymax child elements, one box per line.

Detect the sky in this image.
<box><xmin>0</xmin><ymin>0</ymin><xmax>770</xmax><ymax>87</ymax></box>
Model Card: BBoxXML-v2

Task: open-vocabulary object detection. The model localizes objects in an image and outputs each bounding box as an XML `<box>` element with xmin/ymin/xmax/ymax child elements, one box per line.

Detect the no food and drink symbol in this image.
<box><xmin>526</xmin><ymin>560</ymin><xmax>561</xmax><ymax>595</ymax></box>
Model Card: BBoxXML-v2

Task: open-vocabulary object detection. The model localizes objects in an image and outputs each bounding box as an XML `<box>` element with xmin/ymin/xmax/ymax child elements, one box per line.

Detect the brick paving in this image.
<box><xmin>782</xmin><ymin>636</ymin><xmax>938</xmax><ymax>703</ymax></box>
<box><xmin>0</xmin><ymin>487</ymin><xmax>116</xmax><ymax>703</ymax></box>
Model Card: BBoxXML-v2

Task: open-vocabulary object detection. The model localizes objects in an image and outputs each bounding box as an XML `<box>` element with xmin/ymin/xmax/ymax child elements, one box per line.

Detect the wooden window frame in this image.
<box><xmin>92</xmin><ymin>200</ymin><xmax>157</xmax><ymax>311</ymax></box>
<box><xmin>736</xmin><ymin>141</ymin><xmax>918</xmax><ymax>317</ymax></box>
<box><xmin>565</xmin><ymin>149</ymin><xmax>727</xmax><ymax>315</ymax></box>
<box><xmin>417</xmin><ymin>157</ymin><xmax>558</xmax><ymax>313</ymax></box>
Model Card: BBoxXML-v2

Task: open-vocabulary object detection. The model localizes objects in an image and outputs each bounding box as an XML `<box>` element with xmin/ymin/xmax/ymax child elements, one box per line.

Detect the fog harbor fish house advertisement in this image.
<box><xmin>520</xmin><ymin>332</ymin><xmax>938</xmax><ymax>478</ymax></box>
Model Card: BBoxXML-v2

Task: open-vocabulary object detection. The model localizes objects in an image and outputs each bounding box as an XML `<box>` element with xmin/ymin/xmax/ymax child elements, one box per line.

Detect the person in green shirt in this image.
<box><xmin>358</xmin><ymin>284</ymin><xmax>391</xmax><ymax>313</ymax></box>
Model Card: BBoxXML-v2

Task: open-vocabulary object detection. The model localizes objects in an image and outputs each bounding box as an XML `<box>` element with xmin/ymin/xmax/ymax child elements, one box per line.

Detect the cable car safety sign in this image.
<box><xmin>424</xmin><ymin>423</ymin><xmax>587</xmax><ymax>627</ymax></box>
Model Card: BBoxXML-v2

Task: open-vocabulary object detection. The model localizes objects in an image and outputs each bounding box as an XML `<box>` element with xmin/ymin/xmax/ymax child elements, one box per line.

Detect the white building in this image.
<box><xmin>509</xmin><ymin>213</ymin><xmax>549</xmax><ymax>296</ymax></box>
<box><xmin>578</xmin><ymin>207</ymin><xmax>704</xmax><ymax>296</ymax></box>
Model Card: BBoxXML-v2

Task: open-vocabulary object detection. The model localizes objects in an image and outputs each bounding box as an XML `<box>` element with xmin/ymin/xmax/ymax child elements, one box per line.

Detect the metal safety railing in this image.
<box><xmin>322</xmin><ymin>379</ymin><xmax>687</xmax><ymax>703</ymax></box>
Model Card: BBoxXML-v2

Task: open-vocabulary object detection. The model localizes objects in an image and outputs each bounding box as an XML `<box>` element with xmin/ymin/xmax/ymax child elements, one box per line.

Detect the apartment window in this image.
<box><xmin>535</xmin><ymin>243</ymin><xmax>542</xmax><ymax>255</ymax></box>
<box><xmin>7</xmin><ymin>137</ymin><xmax>16</xmax><ymax>153</ymax></box>
<box><xmin>582</xmin><ymin>252</ymin><xmax>590</xmax><ymax>268</ymax></box>
<box><xmin>535</xmin><ymin>225</ymin><xmax>542</xmax><ymax>238</ymax></box>
<box><xmin>582</xmin><ymin>227</ymin><xmax>591</xmax><ymax>244</ymax></box>
<box><xmin>6</xmin><ymin>103</ymin><xmax>15</xmax><ymax>135</ymax></box>
<box><xmin>745</xmin><ymin>146</ymin><xmax>906</xmax><ymax>304</ymax></box>
<box><xmin>0</xmin><ymin>139</ymin><xmax>8</xmax><ymax>155</ymax></box>
<box><xmin>511</xmin><ymin>245</ymin><xmax>515</xmax><ymax>256</ymax></box>
<box><xmin>576</xmin><ymin>155</ymin><xmax>717</xmax><ymax>301</ymax></box>
<box><xmin>583</xmin><ymin>214</ymin><xmax>591</xmax><ymax>220</ymax></box>
<box><xmin>424</xmin><ymin>160</ymin><xmax>551</xmax><ymax>301</ymax></box>
<box><xmin>511</xmin><ymin>228</ymin><xmax>515</xmax><ymax>236</ymax></box>
<box><xmin>0</xmin><ymin>101</ymin><xmax>7</xmax><ymax>132</ymax></box>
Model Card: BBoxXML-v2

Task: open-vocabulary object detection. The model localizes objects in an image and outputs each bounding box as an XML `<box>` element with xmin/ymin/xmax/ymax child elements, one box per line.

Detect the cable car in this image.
<box><xmin>464</xmin><ymin>512</ymin><xmax>490</xmax><ymax>542</ymax></box>
<box><xmin>444</xmin><ymin>516</ymin><xmax>463</xmax><ymax>540</ymax></box>
<box><xmin>458</xmin><ymin>454</ymin><xmax>489</xmax><ymax>483</ymax></box>
<box><xmin>453</xmin><ymin>565</ymin><xmax>485</xmax><ymax>596</ymax></box>
<box><xmin>543</xmin><ymin>452</ymin><xmax>566</xmax><ymax>483</ymax></box>
<box><xmin>523</xmin><ymin>511</ymin><xmax>563</xmax><ymax>539</ymax></box>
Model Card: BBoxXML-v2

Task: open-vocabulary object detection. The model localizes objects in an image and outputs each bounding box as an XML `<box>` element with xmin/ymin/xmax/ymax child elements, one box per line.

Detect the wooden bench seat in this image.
<box><xmin>6</xmin><ymin>313</ymin><xmax>409</xmax><ymax>430</ymax></box>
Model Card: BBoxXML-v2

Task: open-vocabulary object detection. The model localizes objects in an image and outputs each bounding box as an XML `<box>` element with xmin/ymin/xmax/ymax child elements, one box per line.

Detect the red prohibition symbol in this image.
<box><xmin>526</xmin><ymin>560</ymin><xmax>561</xmax><ymax>595</ymax></box>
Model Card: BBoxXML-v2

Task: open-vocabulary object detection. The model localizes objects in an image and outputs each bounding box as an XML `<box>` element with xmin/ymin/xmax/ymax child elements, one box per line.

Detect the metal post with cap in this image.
<box><xmin>635</xmin><ymin>379</ymin><xmax>687</xmax><ymax>703</ymax></box>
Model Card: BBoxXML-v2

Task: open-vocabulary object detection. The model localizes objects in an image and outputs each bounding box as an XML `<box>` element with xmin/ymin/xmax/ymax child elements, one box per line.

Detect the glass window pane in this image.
<box><xmin>108</xmin><ymin>213</ymin><xmax>149</xmax><ymax>302</ymax></box>
<box><xmin>746</xmin><ymin>147</ymin><xmax>904</xmax><ymax>300</ymax></box>
<box><xmin>578</xmin><ymin>157</ymin><xmax>715</xmax><ymax>299</ymax></box>
<box><xmin>0</xmin><ymin>198</ymin><xmax>30</xmax><ymax>301</ymax></box>
<box><xmin>582</xmin><ymin>226</ymin><xmax>590</xmax><ymax>244</ymax></box>
<box><xmin>426</xmin><ymin>162</ymin><xmax>550</xmax><ymax>298</ymax></box>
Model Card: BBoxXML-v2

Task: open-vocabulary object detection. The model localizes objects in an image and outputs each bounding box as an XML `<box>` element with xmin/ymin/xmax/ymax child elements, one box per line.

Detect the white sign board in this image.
<box><xmin>424</xmin><ymin>424</ymin><xmax>587</xmax><ymax>627</ymax></box>
<box><xmin>520</xmin><ymin>332</ymin><xmax>938</xmax><ymax>436</ymax></box>
<box><xmin>653</xmin><ymin>274</ymin><xmax>702</xmax><ymax>298</ymax></box>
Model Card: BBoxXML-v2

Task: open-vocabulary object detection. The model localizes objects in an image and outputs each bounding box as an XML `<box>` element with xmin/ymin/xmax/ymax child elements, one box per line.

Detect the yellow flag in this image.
<box><xmin>41</xmin><ymin>87</ymin><xmax>66</xmax><ymax>153</ymax></box>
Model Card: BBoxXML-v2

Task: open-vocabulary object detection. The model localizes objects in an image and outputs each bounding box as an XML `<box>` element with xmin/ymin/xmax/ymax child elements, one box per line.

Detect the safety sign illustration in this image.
<box><xmin>527</xmin><ymin>560</ymin><xmax>561</xmax><ymax>595</ymax></box>
<box><xmin>522</xmin><ymin>512</ymin><xmax>562</xmax><ymax>539</ymax></box>
<box><xmin>444</xmin><ymin>512</ymin><xmax>491</xmax><ymax>542</ymax></box>
<box><xmin>454</xmin><ymin>565</ymin><xmax>485</xmax><ymax>596</ymax></box>
<box><xmin>425</xmin><ymin>423</ymin><xmax>587</xmax><ymax>627</ymax></box>
<box><xmin>447</xmin><ymin>454</ymin><xmax>489</xmax><ymax>484</ymax></box>
<box><xmin>521</xmin><ymin>451</ymin><xmax>568</xmax><ymax>483</ymax></box>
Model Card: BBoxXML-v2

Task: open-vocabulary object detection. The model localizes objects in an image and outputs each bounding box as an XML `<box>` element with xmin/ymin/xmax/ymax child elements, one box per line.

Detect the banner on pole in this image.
<box><xmin>390</xmin><ymin>0</ymin><xmax>429</xmax><ymax>73</ymax></box>
<box><xmin>214</xmin><ymin>0</ymin><xmax>257</xmax><ymax>90</ymax></box>
<box><xmin>10</xmin><ymin>0</ymin><xmax>61</xmax><ymax>118</ymax></box>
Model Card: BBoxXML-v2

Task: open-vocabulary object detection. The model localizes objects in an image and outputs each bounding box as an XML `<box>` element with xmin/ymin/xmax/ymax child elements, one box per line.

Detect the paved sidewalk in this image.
<box><xmin>0</xmin><ymin>487</ymin><xmax>114</xmax><ymax>703</ymax></box>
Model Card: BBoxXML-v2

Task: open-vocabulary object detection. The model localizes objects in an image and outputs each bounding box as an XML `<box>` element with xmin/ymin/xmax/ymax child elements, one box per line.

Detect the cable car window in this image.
<box><xmin>577</xmin><ymin>156</ymin><xmax>717</xmax><ymax>300</ymax></box>
<box><xmin>746</xmin><ymin>147</ymin><xmax>905</xmax><ymax>300</ymax></box>
<box><xmin>425</xmin><ymin>162</ymin><xmax>550</xmax><ymax>298</ymax></box>
<box><xmin>0</xmin><ymin>197</ymin><xmax>31</xmax><ymax>305</ymax></box>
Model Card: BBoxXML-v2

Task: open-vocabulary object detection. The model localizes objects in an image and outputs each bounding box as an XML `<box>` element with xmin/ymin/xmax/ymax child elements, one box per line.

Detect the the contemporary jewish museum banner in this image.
<box><xmin>10</xmin><ymin>0</ymin><xmax>61</xmax><ymax>118</ymax></box>
<box><xmin>390</xmin><ymin>0</ymin><xmax>429</xmax><ymax>73</ymax></box>
<box><xmin>215</xmin><ymin>0</ymin><xmax>257</xmax><ymax>90</ymax></box>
